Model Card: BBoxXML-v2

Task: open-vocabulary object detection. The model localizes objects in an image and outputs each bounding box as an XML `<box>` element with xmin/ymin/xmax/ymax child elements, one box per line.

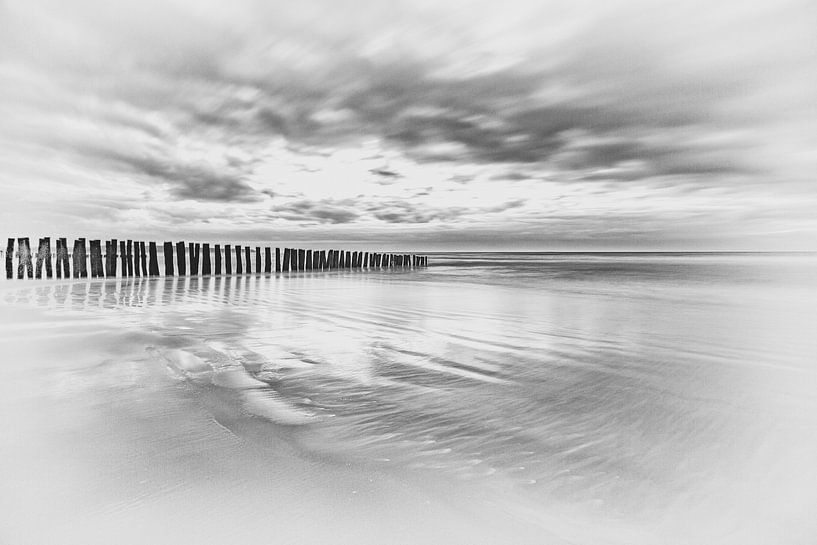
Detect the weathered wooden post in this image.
<box><xmin>105</xmin><ymin>241</ymin><xmax>113</xmax><ymax>277</ymax></box>
<box><xmin>213</xmin><ymin>244</ymin><xmax>221</xmax><ymax>275</ymax></box>
<box><xmin>265</xmin><ymin>247</ymin><xmax>271</xmax><ymax>273</ymax></box>
<box><xmin>126</xmin><ymin>240</ymin><xmax>133</xmax><ymax>276</ymax></box>
<box><xmin>119</xmin><ymin>241</ymin><xmax>127</xmax><ymax>275</ymax></box>
<box><xmin>256</xmin><ymin>246</ymin><xmax>262</xmax><ymax>273</ymax></box>
<box><xmin>224</xmin><ymin>244</ymin><xmax>232</xmax><ymax>274</ymax></box>
<box><xmin>235</xmin><ymin>245</ymin><xmax>243</xmax><ymax>274</ymax></box>
<box><xmin>163</xmin><ymin>242</ymin><xmax>174</xmax><ymax>276</ymax></box>
<box><xmin>176</xmin><ymin>241</ymin><xmax>186</xmax><ymax>276</ymax></box>
<box><xmin>306</xmin><ymin>249</ymin><xmax>312</xmax><ymax>270</ymax></box>
<box><xmin>71</xmin><ymin>238</ymin><xmax>87</xmax><ymax>278</ymax></box>
<box><xmin>244</xmin><ymin>246</ymin><xmax>251</xmax><ymax>273</ymax></box>
<box><xmin>338</xmin><ymin>250</ymin><xmax>345</xmax><ymax>268</ymax></box>
<box><xmin>35</xmin><ymin>238</ymin><xmax>51</xmax><ymax>279</ymax></box>
<box><xmin>333</xmin><ymin>250</ymin><xmax>340</xmax><ymax>268</ymax></box>
<box><xmin>189</xmin><ymin>242</ymin><xmax>200</xmax><ymax>275</ymax></box>
<box><xmin>139</xmin><ymin>242</ymin><xmax>147</xmax><ymax>275</ymax></box>
<box><xmin>282</xmin><ymin>248</ymin><xmax>291</xmax><ymax>271</ymax></box>
<box><xmin>5</xmin><ymin>238</ymin><xmax>12</xmax><ymax>279</ymax></box>
<box><xmin>275</xmin><ymin>247</ymin><xmax>281</xmax><ymax>272</ymax></box>
<box><xmin>56</xmin><ymin>238</ymin><xmax>69</xmax><ymax>278</ymax></box>
<box><xmin>319</xmin><ymin>250</ymin><xmax>326</xmax><ymax>270</ymax></box>
<box><xmin>325</xmin><ymin>250</ymin><xmax>332</xmax><ymax>270</ymax></box>
<box><xmin>89</xmin><ymin>240</ymin><xmax>103</xmax><ymax>278</ymax></box>
<box><xmin>109</xmin><ymin>239</ymin><xmax>118</xmax><ymax>277</ymax></box>
<box><xmin>312</xmin><ymin>250</ymin><xmax>319</xmax><ymax>270</ymax></box>
<box><xmin>298</xmin><ymin>249</ymin><xmax>305</xmax><ymax>271</ymax></box>
<box><xmin>148</xmin><ymin>242</ymin><xmax>159</xmax><ymax>276</ymax></box>
<box><xmin>202</xmin><ymin>243</ymin><xmax>212</xmax><ymax>275</ymax></box>
<box><xmin>133</xmin><ymin>241</ymin><xmax>141</xmax><ymax>277</ymax></box>
<box><xmin>17</xmin><ymin>237</ymin><xmax>33</xmax><ymax>279</ymax></box>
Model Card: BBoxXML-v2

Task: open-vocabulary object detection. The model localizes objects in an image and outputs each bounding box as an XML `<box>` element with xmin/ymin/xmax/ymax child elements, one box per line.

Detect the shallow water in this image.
<box><xmin>1</xmin><ymin>253</ymin><xmax>816</xmax><ymax>544</ymax></box>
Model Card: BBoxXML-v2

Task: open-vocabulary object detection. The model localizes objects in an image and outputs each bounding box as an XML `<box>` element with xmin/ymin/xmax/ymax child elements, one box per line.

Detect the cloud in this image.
<box><xmin>0</xmin><ymin>0</ymin><xmax>815</xmax><ymax>249</ymax></box>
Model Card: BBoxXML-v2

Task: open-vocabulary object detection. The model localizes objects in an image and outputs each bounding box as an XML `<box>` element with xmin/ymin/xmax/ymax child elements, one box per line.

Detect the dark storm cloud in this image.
<box><xmin>82</xmin><ymin>144</ymin><xmax>261</xmax><ymax>203</ymax></box>
<box><xmin>272</xmin><ymin>198</ymin><xmax>359</xmax><ymax>224</ymax></box>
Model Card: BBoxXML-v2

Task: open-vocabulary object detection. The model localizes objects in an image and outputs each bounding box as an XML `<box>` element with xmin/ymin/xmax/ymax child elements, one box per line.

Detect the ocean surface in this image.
<box><xmin>1</xmin><ymin>252</ymin><xmax>816</xmax><ymax>544</ymax></box>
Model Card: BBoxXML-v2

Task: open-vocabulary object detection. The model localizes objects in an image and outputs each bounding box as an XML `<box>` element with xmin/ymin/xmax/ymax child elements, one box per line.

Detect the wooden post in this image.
<box><xmin>333</xmin><ymin>250</ymin><xmax>340</xmax><ymax>268</ymax></box>
<box><xmin>163</xmin><ymin>242</ymin><xmax>174</xmax><ymax>276</ymax></box>
<box><xmin>139</xmin><ymin>242</ymin><xmax>147</xmax><ymax>275</ymax></box>
<box><xmin>133</xmin><ymin>241</ymin><xmax>141</xmax><ymax>277</ymax></box>
<box><xmin>189</xmin><ymin>242</ymin><xmax>200</xmax><ymax>275</ymax></box>
<box><xmin>176</xmin><ymin>241</ymin><xmax>186</xmax><ymax>276</ymax></box>
<box><xmin>265</xmin><ymin>247</ymin><xmax>271</xmax><ymax>273</ymax></box>
<box><xmin>224</xmin><ymin>244</ymin><xmax>232</xmax><ymax>274</ymax></box>
<box><xmin>298</xmin><ymin>249</ymin><xmax>305</xmax><ymax>271</ymax></box>
<box><xmin>235</xmin><ymin>245</ymin><xmax>242</xmax><ymax>274</ymax></box>
<box><xmin>17</xmin><ymin>237</ymin><xmax>33</xmax><ymax>279</ymax></box>
<box><xmin>71</xmin><ymin>238</ymin><xmax>87</xmax><ymax>278</ymax></box>
<box><xmin>34</xmin><ymin>238</ymin><xmax>45</xmax><ymax>279</ymax></box>
<box><xmin>56</xmin><ymin>238</ymin><xmax>70</xmax><ymax>278</ymax></box>
<box><xmin>338</xmin><ymin>250</ymin><xmax>345</xmax><ymax>268</ymax></box>
<box><xmin>325</xmin><ymin>250</ymin><xmax>332</xmax><ymax>270</ymax></box>
<box><xmin>306</xmin><ymin>249</ymin><xmax>312</xmax><ymax>270</ymax></box>
<box><xmin>312</xmin><ymin>250</ymin><xmax>319</xmax><ymax>270</ymax></box>
<box><xmin>255</xmin><ymin>246</ymin><xmax>261</xmax><ymax>274</ymax></box>
<box><xmin>244</xmin><ymin>246</ymin><xmax>251</xmax><ymax>273</ymax></box>
<box><xmin>120</xmin><ymin>241</ymin><xmax>127</xmax><ymax>275</ymax></box>
<box><xmin>126</xmin><ymin>240</ymin><xmax>133</xmax><ymax>277</ymax></box>
<box><xmin>275</xmin><ymin>247</ymin><xmax>281</xmax><ymax>272</ymax></box>
<box><xmin>214</xmin><ymin>244</ymin><xmax>221</xmax><ymax>275</ymax></box>
<box><xmin>148</xmin><ymin>242</ymin><xmax>160</xmax><ymax>276</ymax></box>
<box><xmin>105</xmin><ymin>241</ymin><xmax>112</xmax><ymax>277</ymax></box>
<box><xmin>282</xmin><ymin>248</ymin><xmax>291</xmax><ymax>271</ymax></box>
<box><xmin>109</xmin><ymin>239</ymin><xmax>118</xmax><ymax>277</ymax></box>
<box><xmin>89</xmin><ymin>240</ymin><xmax>103</xmax><ymax>278</ymax></box>
<box><xmin>202</xmin><ymin>243</ymin><xmax>212</xmax><ymax>275</ymax></box>
<box><xmin>5</xmin><ymin>238</ymin><xmax>12</xmax><ymax>279</ymax></box>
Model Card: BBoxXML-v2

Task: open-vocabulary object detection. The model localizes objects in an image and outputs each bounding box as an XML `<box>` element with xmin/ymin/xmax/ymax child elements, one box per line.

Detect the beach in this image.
<box><xmin>1</xmin><ymin>253</ymin><xmax>816</xmax><ymax>544</ymax></box>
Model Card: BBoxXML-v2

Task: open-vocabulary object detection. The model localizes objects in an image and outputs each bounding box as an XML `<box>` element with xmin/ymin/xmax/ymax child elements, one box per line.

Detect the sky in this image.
<box><xmin>0</xmin><ymin>0</ymin><xmax>815</xmax><ymax>251</ymax></box>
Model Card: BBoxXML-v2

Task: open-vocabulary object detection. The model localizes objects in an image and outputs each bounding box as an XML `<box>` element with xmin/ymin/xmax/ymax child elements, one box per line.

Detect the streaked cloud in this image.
<box><xmin>0</xmin><ymin>0</ymin><xmax>815</xmax><ymax>249</ymax></box>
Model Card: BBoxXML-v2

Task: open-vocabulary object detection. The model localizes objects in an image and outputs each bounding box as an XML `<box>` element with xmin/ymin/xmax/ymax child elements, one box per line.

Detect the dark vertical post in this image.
<box><xmin>57</xmin><ymin>238</ymin><xmax>70</xmax><ymax>278</ymax></box>
<box><xmin>149</xmin><ymin>242</ymin><xmax>160</xmax><ymax>276</ymax></box>
<box><xmin>104</xmin><ymin>241</ymin><xmax>112</xmax><ymax>277</ymax></box>
<box><xmin>319</xmin><ymin>250</ymin><xmax>327</xmax><ymax>270</ymax></box>
<box><xmin>235</xmin><ymin>245</ymin><xmax>243</xmax><ymax>274</ymax></box>
<box><xmin>176</xmin><ymin>241</ymin><xmax>186</xmax><ymax>276</ymax></box>
<box><xmin>255</xmin><ymin>246</ymin><xmax>261</xmax><ymax>273</ymax></box>
<box><xmin>89</xmin><ymin>240</ymin><xmax>103</xmax><ymax>278</ymax></box>
<box><xmin>312</xmin><ymin>250</ymin><xmax>319</xmax><ymax>270</ymax></box>
<box><xmin>214</xmin><ymin>244</ymin><xmax>222</xmax><ymax>275</ymax></box>
<box><xmin>202</xmin><ymin>243</ymin><xmax>211</xmax><ymax>275</ymax></box>
<box><xmin>163</xmin><ymin>242</ymin><xmax>174</xmax><ymax>276</ymax></box>
<box><xmin>325</xmin><ymin>250</ymin><xmax>333</xmax><ymax>270</ymax></box>
<box><xmin>275</xmin><ymin>247</ymin><xmax>281</xmax><ymax>272</ymax></box>
<box><xmin>282</xmin><ymin>248</ymin><xmax>291</xmax><ymax>271</ymax></box>
<box><xmin>126</xmin><ymin>240</ymin><xmax>133</xmax><ymax>277</ymax></box>
<box><xmin>139</xmin><ymin>242</ymin><xmax>147</xmax><ymax>275</ymax></box>
<box><xmin>120</xmin><ymin>241</ymin><xmax>127</xmax><ymax>275</ymax></box>
<box><xmin>72</xmin><ymin>238</ymin><xmax>87</xmax><ymax>278</ymax></box>
<box><xmin>189</xmin><ymin>242</ymin><xmax>200</xmax><ymax>275</ymax></box>
<box><xmin>297</xmin><ymin>249</ymin><xmax>305</xmax><ymax>271</ymax></box>
<box><xmin>133</xmin><ymin>241</ymin><xmax>141</xmax><ymax>277</ymax></box>
<box><xmin>109</xmin><ymin>239</ymin><xmax>118</xmax><ymax>277</ymax></box>
<box><xmin>305</xmin><ymin>250</ymin><xmax>312</xmax><ymax>271</ymax></box>
<box><xmin>245</xmin><ymin>246</ymin><xmax>251</xmax><ymax>273</ymax></box>
<box><xmin>34</xmin><ymin>238</ymin><xmax>45</xmax><ymax>279</ymax></box>
<box><xmin>5</xmin><ymin>238</ymin><xmax>13</xmax><ymax>279</ymax></box>
<box><xmin>363</xmin><ymin>252</ymin><xmax>368</xmax><ymax>268</ymax></box>
<box><xmin>332</xmin><ymin>250</ymin><xmax>340</xmax><ymax>268</ymax></box>
<box><xmin>44</xmin><ymin>237</ymin><xmax>53</xmax><ymax>278</ymax></box>
<box><xmin>265</xmin><ymin>247</ymin><xmax>271</xmax><ymax>273</ymax></box>
<box><xmin>225</xmin><ymin>244</ymin><xmax>232</xmax><ymax>274</ymax></box>
<box><xmin>17</xmin><ymin>237</ymin><xmax>33</xmax><ymax>279</ymax></box>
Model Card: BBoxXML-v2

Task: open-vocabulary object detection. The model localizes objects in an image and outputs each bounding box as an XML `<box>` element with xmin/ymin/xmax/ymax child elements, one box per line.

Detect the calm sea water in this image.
<box><xmin>1</xmin><ymin>253</ymin><xmax>816</xmax><ymax>544</ymax></box>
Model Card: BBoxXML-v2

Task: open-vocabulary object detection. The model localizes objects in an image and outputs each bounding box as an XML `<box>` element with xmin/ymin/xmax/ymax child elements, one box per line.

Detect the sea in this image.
<box><xmin>1</xmin><ymin>252</ymin><xmax>816</xmax><ymax>545</ymax></box>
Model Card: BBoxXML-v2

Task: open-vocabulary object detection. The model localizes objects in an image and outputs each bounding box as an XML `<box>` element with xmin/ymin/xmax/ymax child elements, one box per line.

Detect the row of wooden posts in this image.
<box><xmin>4</xmin><ymin>237</ymin><xmax>428</xmax><ymax>280</ymax></box>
